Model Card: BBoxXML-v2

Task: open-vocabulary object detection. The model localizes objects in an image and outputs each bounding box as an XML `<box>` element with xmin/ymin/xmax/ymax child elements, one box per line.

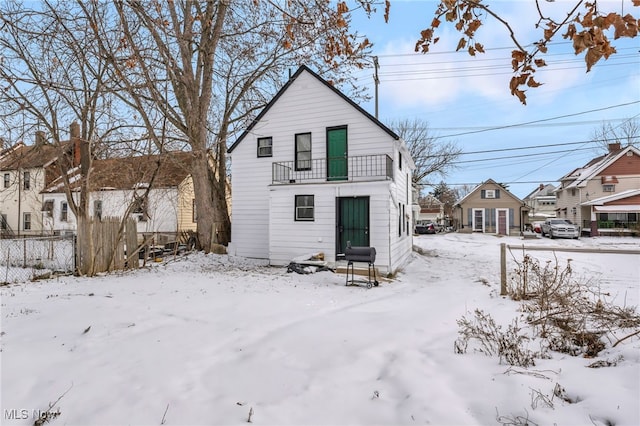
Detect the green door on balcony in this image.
<box><xmin>327</xmin><ymin>126</ymin><xmax>347</xmax><ymax>181</ymax></box>
<box><xmin>336</xmin><ymin>196</ymin><xmax>370</xmax><ymax>255</ymax></box>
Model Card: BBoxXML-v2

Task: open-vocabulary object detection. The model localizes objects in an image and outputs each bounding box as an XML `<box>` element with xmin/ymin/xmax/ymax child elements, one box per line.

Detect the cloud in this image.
<box><xmin>372</xmin><ymin>1</ymin><xmax>617</xmax><ymax>112</ymax></box>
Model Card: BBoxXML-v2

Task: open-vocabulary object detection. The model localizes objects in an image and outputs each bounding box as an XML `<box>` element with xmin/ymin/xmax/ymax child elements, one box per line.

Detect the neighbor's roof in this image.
<box><xmin>227</xmin><ymin>65</ymin><xmax>400</xmax><ymax>153</ymax></box>
<box><xmin>456</xmin><ymin>178</ymin><xmax>525</xmax><ymax>205</ymax></box>
<box><xmin>558</xmin><ymin>145</ymin><xmax>640</xmax><ymax>189</ymax></box>
<box><xmin>582</xmin><ymin>189</ymin><xmax>640</xmax><ymax>206</ymax></box>
<box><xmin>43</xmin><ymin>151</ymin><xmax>194</xmax><ymax>193</ymax></box>
<box><xmin>0</xmin><ymin>142</ymin><xmax>69</xmax><ymax>171</ymax></box>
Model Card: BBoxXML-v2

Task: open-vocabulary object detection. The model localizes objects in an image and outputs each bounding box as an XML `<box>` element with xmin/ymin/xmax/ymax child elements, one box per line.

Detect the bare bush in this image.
<box><xmin>508</xmin><ymin>254</ymin><xmax>640</xmax><ymax>357</ymax></box>
<box><xmin>455</xmin><ymin>309</ymin><xmax>537</xmax><ymax>367</ymax></box>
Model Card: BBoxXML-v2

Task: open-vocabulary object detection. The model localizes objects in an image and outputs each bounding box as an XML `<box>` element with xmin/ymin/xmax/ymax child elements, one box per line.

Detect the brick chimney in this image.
<box><xmin>35</xmin><ymin>130</ymin><xmax>46</xmax><ymax>146</ymax></box>
<box><xmin>607</xmin><ymin>142</ymin><xmax>622</xmax><ymax>154</ymax></box>
<box><xmin>70</xmin><ymin>121</ymin><xmax>81</xmax><ymax>166</ymax></box>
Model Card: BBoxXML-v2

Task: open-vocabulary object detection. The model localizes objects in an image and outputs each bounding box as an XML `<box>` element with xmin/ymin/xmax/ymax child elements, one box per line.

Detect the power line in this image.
<box><xmin>436</xmin><ymin>101</ymin><xmax>640</xmax><ymax>139</ymax></box>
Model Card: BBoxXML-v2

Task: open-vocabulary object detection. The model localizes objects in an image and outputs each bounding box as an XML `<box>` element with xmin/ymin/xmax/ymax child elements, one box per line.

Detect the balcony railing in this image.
<box><xmin>272</xmin><ymin>154</ymin><xmax>393</xmax><ymax>184</ymax></box>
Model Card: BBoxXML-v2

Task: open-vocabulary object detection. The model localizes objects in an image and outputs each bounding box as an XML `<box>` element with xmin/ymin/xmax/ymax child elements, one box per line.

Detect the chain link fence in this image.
<box><xmin>0</xmin><ymin>236</ymin><xmax>75</xmax><ymax>284</ymax></box>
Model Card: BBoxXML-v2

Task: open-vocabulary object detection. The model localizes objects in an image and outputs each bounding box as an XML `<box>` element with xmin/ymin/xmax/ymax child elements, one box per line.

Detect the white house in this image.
<box><xmin>227</xmin><ymin>66</ymin><xmax>415</xmax><ymax>274</ymax></box>
<box><xmin>41</xmin><ymin>152</ymin><xmax>197</xmax><ymax>241</ymax></box>
<box><xmin>0</xmin><ymin>132</ymin><xmax>64</xmax><ymax>237</ymax></box>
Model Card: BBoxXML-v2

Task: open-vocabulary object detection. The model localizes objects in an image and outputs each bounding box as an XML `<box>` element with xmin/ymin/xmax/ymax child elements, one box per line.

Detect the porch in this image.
<box><xmin>272</xmin><ymin>154</ymin><xmax>393</xmax><ymax>184</ymax></box>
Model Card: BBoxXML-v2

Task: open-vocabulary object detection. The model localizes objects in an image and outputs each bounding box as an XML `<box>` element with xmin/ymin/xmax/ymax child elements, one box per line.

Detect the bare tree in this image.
<box><xmin>389</xmin><ymin>118</ymin><xmax>461</xmax><ymax>187</ymax></box>
<box><xmin>80</xmin><ymin>0</ymin><xmax>376</xmax><ymax>251</ymax></box>
<box><xmin>591</xmin><ymin>118</ymin><xmax>639</xmax><ymax>153</ymax></box>
<box><xmin>0</xmin><ymin>1</ymin><xmax>123</xmax><ymax>274</ymax></box>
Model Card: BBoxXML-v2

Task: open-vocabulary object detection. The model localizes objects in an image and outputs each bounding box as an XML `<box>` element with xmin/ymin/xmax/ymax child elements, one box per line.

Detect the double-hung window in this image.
<box><xmin>61</xmin><ymin>202</ymin><xmax>68</xmax><ymax>222</ymax></box>
<box><xmin>23</xmin><ymin>171</ymin><xmax>30</xmax><ymax>190</ymax></box>
<box><xmin>295</xmin><ymin>195</ymin><xmax>314</xmax><ymax>221</ymax></box>
<box><xmin>295</xmin><ymin>133</ymin><xmax>311</xmax><ymax>171</ymax></box>
<box><xmin>3</xmin><ymin>173</ymin><xmax>9</xmax><ymax>188</ymax></box>
<box><xmin>257</xmin><ymin>137</ymin><xmax>273</xmax><ymax>157</ymax></box>
<box><xmin>23</xmin><ymin>212</ymin><xmax>31</xmax><ymax>230</ymax></box>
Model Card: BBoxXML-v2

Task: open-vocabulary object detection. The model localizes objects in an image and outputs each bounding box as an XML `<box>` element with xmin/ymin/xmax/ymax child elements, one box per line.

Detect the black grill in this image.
<box><xmin>344</xmin><ymin>242</ymin><xmax>379</xmax><ymax>288</ymax></box>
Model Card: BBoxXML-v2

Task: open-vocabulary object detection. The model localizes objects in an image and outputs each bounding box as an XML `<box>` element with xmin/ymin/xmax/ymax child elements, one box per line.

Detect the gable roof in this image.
<box><xmin>457</xmin><ymin>178</ymin><xmax>524</xmax><ymax>205</ymax></box>
<box><xmin>43</xmin><ymin>151</ymin><xmax>193</xmax><ymax>193</ymax></box>
<box><xmin>523</xmin><ymin>183</ymin><xmax>556</xmax><ymax>200</ymax></box>
<box><xmin>559</xmin><ymin>145</ymin><xmax>640</xmax><ymax>189</ymax></box>
<box><xmin>0</xmin><ymin>142</ymin><xmax>69</xmax><ymax>171</ymax></box>
<box><xmin>228</xmin><ymin>65</ymin><xmax>399</xmax><ymax>153</ymax></box>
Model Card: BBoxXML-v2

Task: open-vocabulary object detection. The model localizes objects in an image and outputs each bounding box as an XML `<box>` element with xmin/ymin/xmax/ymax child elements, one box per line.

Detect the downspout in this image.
<box><xmin>17</xmin><ymin>168</ymin><xmax>21</xmax><ymax>237</ymax></box>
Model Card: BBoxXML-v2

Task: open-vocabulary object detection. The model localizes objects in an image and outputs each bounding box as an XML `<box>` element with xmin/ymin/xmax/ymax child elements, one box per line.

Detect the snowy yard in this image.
<box><xmin>1</xmin><ymin>233</ymin><xmax>639</xmax><ymax>426</ymax></box>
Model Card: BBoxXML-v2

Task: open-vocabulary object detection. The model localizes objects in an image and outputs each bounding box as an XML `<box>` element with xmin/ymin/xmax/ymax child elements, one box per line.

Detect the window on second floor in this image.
<box><xmin>295</xmin><ymin>133</ymin><xmax>312</xmax><ymax>171</ymax></box>
<box><xmin>603</xmin><ymin>184</ymin><xmax>615</xmax><ymax>192</ymax></box>
<box><xmin>257</xmin><ymin>137</ymin><xmax>273</xmax><ymax>157</ymax></box>
<box><xmin>23</xmin><ymin>212</ymin><xmax>31</xmax><ymax>230</ymax></box>
<box><xmin>60</xmin><ymin>202</ymin><xmax>68</xmax><ymax>222</ymax></box>
<box><xmin>3</xmin><ymin>173</ymin><xmax>9</xmax><ymax>188</ymax></box>
<box><xmin>23</xmin><ymin>171</ymin><xmax>30</xmax><ymax>190</ymax></box>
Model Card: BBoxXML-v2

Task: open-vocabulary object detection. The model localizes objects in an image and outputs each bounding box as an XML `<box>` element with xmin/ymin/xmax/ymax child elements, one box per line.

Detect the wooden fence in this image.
<box><xmin>77</xmin><ymin>217</ymin><xmax>139</xmax><ymax>275</ymax></box>
<box><xmin>499</xmin><ymin>243</ymin><xmax>640</xmax><ymax>295</ymax></box>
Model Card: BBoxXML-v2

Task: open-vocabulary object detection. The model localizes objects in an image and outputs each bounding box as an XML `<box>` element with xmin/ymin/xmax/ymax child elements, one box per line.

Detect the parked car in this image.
<box><xmin>415</xmin><ymin>222</ymin><xmax>437</xmax><ymax>234</ymax></box>
<box><xmin>541</xmin><ymin>219</ymin><xmax>580</xmax><ymax>239</ymax></box>
<box><xmin>531</xmin><ymin>221</ymin><xmax>544</xmax><ymax>233</ymax></box>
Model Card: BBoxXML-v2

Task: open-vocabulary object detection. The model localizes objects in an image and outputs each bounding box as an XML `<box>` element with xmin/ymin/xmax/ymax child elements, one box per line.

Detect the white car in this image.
<box><xmin>541</xmin><ymin>219</ymin><xmax>580</xmax><ymax>239</ymax></box>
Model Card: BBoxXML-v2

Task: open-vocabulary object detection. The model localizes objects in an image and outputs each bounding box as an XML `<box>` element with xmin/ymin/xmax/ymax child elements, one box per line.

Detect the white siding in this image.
<box><xmin>45</xmin><ymin>187</ymin><xmax>181</xmax><ymax>234</ymax></box>
<box><xmin>0</xmin><ymin>166</ymin><xmax>47</xmax><ymax>235</ymax></box>
<box><xmin>229</xmin><ymin>69</ymin><xmax>414</xmax><ymax>272</ymax></box>
<box><xmin>268</xmin><ymin>181</ymin><xmax>394</xmax><ymax>271</ymax></box>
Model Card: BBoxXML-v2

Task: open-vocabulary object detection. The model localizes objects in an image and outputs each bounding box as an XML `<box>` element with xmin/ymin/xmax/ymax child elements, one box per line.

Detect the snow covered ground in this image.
<box><xmin>1</xmin><ymin>232</ymin><xmax>639</xmax><ymax>426</ymax></box>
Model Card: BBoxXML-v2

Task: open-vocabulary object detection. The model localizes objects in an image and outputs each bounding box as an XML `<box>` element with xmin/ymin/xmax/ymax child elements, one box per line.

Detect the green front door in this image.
<box><xmin>337</xmin><ymin>196</ymin><xmax>370</xmax><ymax>255</ymax></box>
<box><xmin>327</xmin><ymin>126</ymin><xmax>347</xmax><ymax>181</ymax></box>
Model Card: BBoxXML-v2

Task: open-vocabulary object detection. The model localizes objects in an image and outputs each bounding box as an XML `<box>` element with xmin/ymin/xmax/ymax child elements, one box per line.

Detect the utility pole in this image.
<box><xmin>373</xmin><ymin>56</ymin><xmax>379</xmax><ymax>119</ymax></box>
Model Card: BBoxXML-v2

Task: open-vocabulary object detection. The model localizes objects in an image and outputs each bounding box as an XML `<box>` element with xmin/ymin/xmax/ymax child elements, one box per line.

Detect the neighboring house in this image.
<box><xmin>555</xmin><ymin>143</ymin><xmax>640</xmax><ymax>236</ymax></box>
<box><xmin>523</xmin><ymin>183</ymin><xmax>557</xmax><ymax>221</ymax></box>
<box><xmin>42</xmin><ymin>151</ymin><xmax>197</xmax><ymax>241</ymax></box>
<box><xmin>227</xmin><ymin>65</ymin><xmax>415</xmax><ymax>274</ymax></box>
<box><xmin>416</xmin><ymin>195</ymin><xmax>445</xmax><ymax>226</ymax></box>
<box><xmin>0</xmin><ymin>131</ymin><xmax>67</xmax><ymax>237</ymax></box>
<box><xmin>455</xmin><ymin>179</ymin><xmax>529</xmax><ymax>235</ymax></box>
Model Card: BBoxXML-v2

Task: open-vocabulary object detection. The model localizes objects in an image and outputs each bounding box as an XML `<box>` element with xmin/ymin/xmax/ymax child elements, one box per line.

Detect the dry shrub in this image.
<box><xmin>508</xmin><ymin>253</ymin><xmax>640</xmax><ymax>357</ymax></box>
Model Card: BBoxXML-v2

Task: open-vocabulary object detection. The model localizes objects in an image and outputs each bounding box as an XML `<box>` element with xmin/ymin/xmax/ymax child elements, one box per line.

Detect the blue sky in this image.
<box><xmin>347</xmin><ymin>0</ymin><xmax>640</xmax><ymax>198</ymax></box>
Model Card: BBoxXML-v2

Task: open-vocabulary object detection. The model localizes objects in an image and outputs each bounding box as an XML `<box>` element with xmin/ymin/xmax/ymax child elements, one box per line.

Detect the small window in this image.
<box><xmin>133</xmin><ymin>196</ymin><xmax>148</xmax><ymax>222</ymax></box>
<box><xmin>485</xmin><ymin>189</ymin><xmax>495</xmax><ymax>199</ymax></box>
<box><xmin>295</xmin><ymin>133</ymin><xmax>312</xmax><ymax>171</ymax></box>
<box><xmin>3</xmin><ymin>173</ymin><xmax>9</xmax><ymax>188</ymax></box>
<box><xmin>571</xmin><ymin>188</ymin><xmax>576</xmax><ymax>197</ymax></box>
<box><xmin>42</xmin><ymin>200</ymin><xmax>54</xmax><ymax>216</ymax></box>
<box><xmin>399</xmin><ymin>152</ymin><xmax>402</xmax><ymax>170</ymax></box>
<box><xmin>257</xmin><ymin>137</ymin><xmax>273</xmax><ymax>157</ymax></box>
<box><xmin>23</xmin><ymin>212</ymin><xmax>31</xmax><ymax>230</ymax></box>
<box><xmin>192</xmin><ymin>199</ymin><xmax>197</xmax><ymax>222</ymax></box>
<box><xmin>61</xmin><ymin>202</ymin><xmax>68</xmax><ymax>222</ymax></box>
<box><xmin>295</xmin><ymin>195</ymin><xmax>314</xmax><ymax>221</ymax></box>
<box><xmin>23</xmin><ymin>171</ymin><xmax>30</xmax><ymax>190</ymax></box>
<box><xmin>94</xmin><ymin>200</ymin><xmax>103</xmax><ymax>220</ymax></box>
<box><xmin>602</xmin><ymin>184</ymin><xmax>615</xmax><ymax>192</ymax></box>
